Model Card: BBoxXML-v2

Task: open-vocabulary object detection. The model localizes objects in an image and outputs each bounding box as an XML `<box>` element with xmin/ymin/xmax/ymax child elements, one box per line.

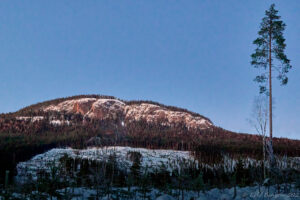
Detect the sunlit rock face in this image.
<box><xmin>123</xmin><ymin>103</ymin><xmax>213</xmax><ymax>129</ymax></box>
<box><xmin>44</xmin><ymin>98</ymin><xmax>97</xmax><ymax>114</ymax></box>
<box><xmin>41</xmin><ymin>97</ymin><xmax>213</xmax><ymax>130</ymax></box>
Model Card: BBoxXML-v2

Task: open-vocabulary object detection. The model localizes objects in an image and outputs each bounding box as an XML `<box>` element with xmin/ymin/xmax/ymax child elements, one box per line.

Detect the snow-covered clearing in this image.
<box><xmin>11</xmin><ymin>146</ymin><xmax>300</xmax><ymax>199</ymax></box>
<box><xmin>16</xmin><ymin>146</ymin><xmax>198</xmax><ymax>180</ymax></box>
<box><xmin>16</xmin><ymin>146</ymin><xmax>300</xmax><ymax>182</ymax></box>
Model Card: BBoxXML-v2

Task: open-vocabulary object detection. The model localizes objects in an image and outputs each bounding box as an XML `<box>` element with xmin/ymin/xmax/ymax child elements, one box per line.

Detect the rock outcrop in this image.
<box><xmin>41</xmin><ymin>97</ymin><xmax>213</xmax><ymax>129</ymax></box>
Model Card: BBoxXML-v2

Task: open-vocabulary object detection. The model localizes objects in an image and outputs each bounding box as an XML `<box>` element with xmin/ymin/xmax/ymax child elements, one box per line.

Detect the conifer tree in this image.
<box><xmin>194</xmin><ymin>172</ymin><xmax>205</xmax><ymax>197</ymax></box>
<box><xmin>130</xmin><ymin>157</ymin><xmax>141</xmax><ymax>185</ymax></box>
<box><xmin>251</xmin><ymin>4</ymin><xmax>292</xmax><ymax>143</ymax></box>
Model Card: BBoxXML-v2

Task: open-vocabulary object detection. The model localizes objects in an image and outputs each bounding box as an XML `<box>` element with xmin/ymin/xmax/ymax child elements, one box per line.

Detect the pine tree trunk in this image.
<box><xmin>234</xmin><ymin>185</ymin><xmax>236</xmax><ymax>199</ymax></box>
<box><xmin>5</xmin><ymin>170</ymin><xmax>9</xmax><ymax>189</ymax></box>
<box><xmin>263</xmin><ymin>136</ymin><xmax>266</xmax><ymax>179</ymax></box>
<box><xmin>269</xmin><ymin>25</ymin><xmax>273</xmax><ymax>142</ymax></box>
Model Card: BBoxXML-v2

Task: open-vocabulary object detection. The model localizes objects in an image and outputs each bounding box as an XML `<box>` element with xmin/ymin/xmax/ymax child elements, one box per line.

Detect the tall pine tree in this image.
<box><xmin>251</xmin><ymin>4</ymin><xmax>292</xmax><ymax>142</ymax></box>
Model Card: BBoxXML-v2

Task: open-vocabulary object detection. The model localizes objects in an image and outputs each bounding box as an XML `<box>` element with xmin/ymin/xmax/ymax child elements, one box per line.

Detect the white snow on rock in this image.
<box><xmin>124</xmin><ymin>103</ymin><xmax>212</xmax><ymax>129</ymax></box>
<box><xmin>44</xmin><ymin>98</ymin><xmax>98</xmax><ymax>113</ymax></box>
<box><xmin>85</xmin><ymin>99</ymin><xmax>125</xmax><ymax>119</ymax></box>
<box><xmin>14</xmin><ymin>145</ymin><xmax>300</xmax><ymax>200</ymax></box>
<box><xmin>16</xmin><ymin>146</ymin><xmax>300</xmax><ymax>183</ymax></box>
<box><xmin>41</xmin><ymin>97</ymin><xmax>213</xmax><ymax>129</ymax></box>
<box><xmin>16</xmin><ymin>116</ymin><xmax>44</xmax><ymax>122</ymax></box>
<box><xmin>49</xmin><ymin>120</ymin><xmax>71</xmax><ymax>126</ymax></box>
<box><xmin>16</xmin><ymin>146</ymin><xmax>198</xmax><ymax>181</ymax></box>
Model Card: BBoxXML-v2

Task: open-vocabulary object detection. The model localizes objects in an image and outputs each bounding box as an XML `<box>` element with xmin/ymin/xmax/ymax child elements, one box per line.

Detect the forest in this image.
<box><xmin>1</xmin><ymin>113</ymin><xmax>300</xmax><ymax>191</ymax></box>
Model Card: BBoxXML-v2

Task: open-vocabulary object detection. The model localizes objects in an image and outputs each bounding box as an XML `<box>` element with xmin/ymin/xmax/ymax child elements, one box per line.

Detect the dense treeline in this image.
<box><xmin>1</xmin><ymin>115</ymin><xmax>299</xmax><ymax>157</ymax></box>
<box><xmin>0</xmin><ymin>116</ymin><xmax>299</xmax><ymax>185</ymax></box>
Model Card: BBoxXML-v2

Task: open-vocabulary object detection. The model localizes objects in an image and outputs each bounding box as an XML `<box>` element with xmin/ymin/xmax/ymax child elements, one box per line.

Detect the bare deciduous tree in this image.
<box><xmin>248</xmin><ymin>95</ymin><xmax>268</xmax><ymax>179</ymax></box>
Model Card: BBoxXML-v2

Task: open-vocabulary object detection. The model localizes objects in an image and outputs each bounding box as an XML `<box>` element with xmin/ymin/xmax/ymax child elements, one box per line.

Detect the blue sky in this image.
<box><xmin>0</xmin><ymin>0</ymin><xmax>299</xmax><ymax>139</ymax></box>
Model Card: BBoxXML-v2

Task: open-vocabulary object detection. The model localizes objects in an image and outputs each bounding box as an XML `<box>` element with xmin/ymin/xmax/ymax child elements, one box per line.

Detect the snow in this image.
<box><xmin>85</xmin><ymin>99</ymin><xmax>125</xmax><ymax>119</ymax></box>
<box><xmin>124</xmin><ymin>103</ymin><xmax>212</xmax><ymax>129</ymax></box>
<box><xmin>274</xmin><ymin>194</ymin><xmax>292</xmax><ymax>200</ymax></box>
<box><xmin>7</xmin><ymin>185</ymin><xmax>298</xmax><ymax>200</ymax></box>
<box><xmin>44</xmin><ymin>98</ymin><xmax>97</xmax><ymax>112</ymax></box>
<box><xmin>50</xmin><ymin>120</ymin><xmax>62</xmax><ymax>126</ymax></box>
<box><xmin>156</xmin><ymin>194</ymin><xmax>176</xmax><ymax>200</ymax></box>
<box><xmin>16</xmin><ymin>146</ymin><xmax>300</xmax><ymax>183</ymax></box>
<box><xmin>32</xmin><ymin>116</ymin><xmax>44</xmax><ymax>122</ymax></box>
<box><xmin>219</xmin><ymin>194</ymin><xmax>231</xmax><ymax>200</ymax></box>
<box><xmin>16</xmin><ymin>146</ymin><xmax>198</xmax><ymax>181</ymax></box>
<box><xmin>93</xmin><ymin>98</ymin><xmax>125</xmax><ymax>107</ymax></box>
<box><xmin>12</xmin><ymin>144</ymin><xmax>300</xmax><ymax>200</ymax></box>
<box><xmin>49</xmin><ymin>120</ymin><xmax>71</xmax><ymax>126</ymax></box>
<box><xmin>42</xmin><ymin>97</ymin><xmax>213</xmax><ymax>129</ymax></box>
<box><xmin>16</xmin><ymin>116</ymin><xmax>44</xmax><ymax>122</ymax></box>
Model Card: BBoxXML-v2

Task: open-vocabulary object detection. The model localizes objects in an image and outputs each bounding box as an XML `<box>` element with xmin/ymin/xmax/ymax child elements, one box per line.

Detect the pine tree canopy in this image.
<box><xmin>251</xmin><ymin>4</ymin><xmax>292</xmax><ymax>94</ymax></box>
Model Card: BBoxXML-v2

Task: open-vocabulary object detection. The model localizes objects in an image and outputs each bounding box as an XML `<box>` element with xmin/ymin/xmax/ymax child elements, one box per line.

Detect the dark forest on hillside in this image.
<box><xmin>1</xmin><ymin>114</ymin><xmax>299</xmax><ymax>184</ymax></box>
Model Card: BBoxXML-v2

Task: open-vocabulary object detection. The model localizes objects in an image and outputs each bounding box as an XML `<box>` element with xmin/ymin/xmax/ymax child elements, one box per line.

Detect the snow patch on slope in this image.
<box><xmin>16</xmin><ymin>116</ymin><xmax>44</xmax><ymax>122</ymax></box>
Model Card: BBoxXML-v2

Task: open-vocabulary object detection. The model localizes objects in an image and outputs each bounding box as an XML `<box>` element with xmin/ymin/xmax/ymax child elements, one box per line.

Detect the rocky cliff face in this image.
<box><xmin>41</xmin><ymin>97</ymin><xmax>213</xmax><ymax>130</ymax></box>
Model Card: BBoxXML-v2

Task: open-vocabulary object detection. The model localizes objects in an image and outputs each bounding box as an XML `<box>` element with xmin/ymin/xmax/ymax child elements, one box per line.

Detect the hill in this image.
<box><xmin>0</xmin><ymin>94</ymin><xmax>300</xmax><ymax>184</ymax></box>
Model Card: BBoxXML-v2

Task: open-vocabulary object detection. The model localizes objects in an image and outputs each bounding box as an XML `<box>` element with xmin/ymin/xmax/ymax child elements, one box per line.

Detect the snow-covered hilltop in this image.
<box><xmin>17</xmin><ymin>96</ymin><xmax>213</xmax><ymax>130</ymax></box>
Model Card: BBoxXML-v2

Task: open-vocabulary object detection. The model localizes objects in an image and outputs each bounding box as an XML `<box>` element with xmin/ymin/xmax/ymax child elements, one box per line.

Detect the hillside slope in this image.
<box><xmin>0</xmin><ymin>94</ymin><xmax>299</xmax><ymax>159</ymax></box>
<box><xmin>1</xmin><ymin>95</ymin><xmax>212</xmax><ymax>131</ymax></box>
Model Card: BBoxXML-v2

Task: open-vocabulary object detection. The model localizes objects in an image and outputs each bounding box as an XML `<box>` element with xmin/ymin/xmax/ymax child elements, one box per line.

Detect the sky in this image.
<box><xmin>0</xmin><ymin>0</ymin><xmax>299</xmax><ymax>139</ymax></box>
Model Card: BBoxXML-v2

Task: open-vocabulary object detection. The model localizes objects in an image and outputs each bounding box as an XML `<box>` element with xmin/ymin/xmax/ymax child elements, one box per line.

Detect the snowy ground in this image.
<box><xmin>16</xmin><ymin>146</ymin><xmax>300</xmax><ymax>182</ymax></box>
<box><xmin>10</xmin><ymin>146</ymin><xmax>300</xmax><ymax>199</ymax></box>
<box><xmin>7</xmin><ymin>185</ymin><xmax>300</xmax><ymax>200</ymax></box>
<box><xmin>16</xmin><ymin>146</ymin><xmax>198</xmax><ymax>180</ymax></box>
<box><xmin>50</xmin><ymin>185</ymin><xmax>299</xmax><ymax>200</ymax></box>
<box><xmin>66</xmin><ymin>185</ymin><xmax>299</xmax><ymax>200</ymax></box>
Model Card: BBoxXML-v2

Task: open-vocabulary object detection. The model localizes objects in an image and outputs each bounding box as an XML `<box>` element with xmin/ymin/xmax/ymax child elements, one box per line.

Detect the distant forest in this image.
<box><xmin>0</xmin><ymin>95</ymin><xmax>299</xmax><ymax>184</ymax></box>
